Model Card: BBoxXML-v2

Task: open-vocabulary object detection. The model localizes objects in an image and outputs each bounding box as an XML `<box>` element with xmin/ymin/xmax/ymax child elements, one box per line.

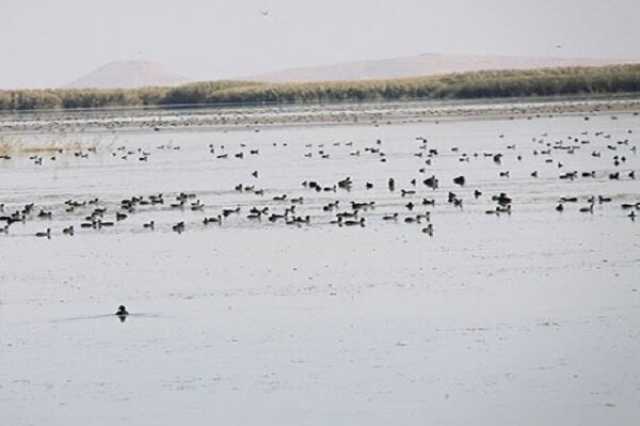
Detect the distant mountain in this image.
<box><xmin>246</xmin><ymin>53</ymin><xmax>640</xmax><ymax>82</ymax></box>
<box><xmin>65</xmin><ymin>60</ymin><xmax>190</xmax><ymax>89</ymax></box>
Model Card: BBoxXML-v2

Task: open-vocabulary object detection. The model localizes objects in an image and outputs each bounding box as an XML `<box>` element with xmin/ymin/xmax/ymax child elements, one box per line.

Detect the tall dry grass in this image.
<box><xmin>1</xmin><ymin>64</ymin><xmax>639</xmax><ymax>112</ymax></box>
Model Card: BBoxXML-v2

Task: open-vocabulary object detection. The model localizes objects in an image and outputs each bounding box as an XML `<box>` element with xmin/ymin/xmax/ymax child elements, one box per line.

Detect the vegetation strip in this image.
<box><xmin>2</xmin><ymin>64</ymin><xmax>640</xmax><ymax>111</ymax></box>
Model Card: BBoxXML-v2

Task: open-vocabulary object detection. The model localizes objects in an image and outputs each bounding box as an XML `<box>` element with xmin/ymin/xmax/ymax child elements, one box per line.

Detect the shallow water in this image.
<box><xmin>1</xmin><ymin>106</ymin><xmax>639</xmax><ymax>425</ymax></box>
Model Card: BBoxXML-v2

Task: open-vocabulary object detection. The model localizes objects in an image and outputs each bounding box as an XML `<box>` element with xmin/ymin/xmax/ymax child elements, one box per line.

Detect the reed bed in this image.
<box><xmin>1</xmin><ymin>64</ymin><xmax>639</xmax><ymax>112</ymax></box>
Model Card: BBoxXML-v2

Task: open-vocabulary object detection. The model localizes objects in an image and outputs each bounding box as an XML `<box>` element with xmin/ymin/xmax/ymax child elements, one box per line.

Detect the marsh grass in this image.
<box><xmin>0</xmin><ymin>135</ymin><xmax>96</xmax><ymax>157</ymax></box>
<box><xmin>1</xmin><ymin>64</ymin><xmax>639</xmax><ymax>112</ymax></box>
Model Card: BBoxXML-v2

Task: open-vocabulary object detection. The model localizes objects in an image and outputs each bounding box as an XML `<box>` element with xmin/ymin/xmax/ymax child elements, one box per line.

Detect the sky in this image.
<box><xmin>1</xmin><ymin>0</ymin><xmax>639</xmax><ymax>89</ymax></box>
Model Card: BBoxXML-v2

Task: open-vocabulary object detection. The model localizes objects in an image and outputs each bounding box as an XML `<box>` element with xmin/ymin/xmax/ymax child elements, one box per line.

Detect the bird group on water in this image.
<box><xmin>1</xmin><ymin>113</ymin><xmax>639</xmax><ymax>240</ymax></box>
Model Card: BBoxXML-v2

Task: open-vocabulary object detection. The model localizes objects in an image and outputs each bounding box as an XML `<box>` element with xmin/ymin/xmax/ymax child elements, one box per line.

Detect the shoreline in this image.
<box><xmin>1</xmin><ymin>95</ymin><xmax>639</xmax><ymax>136</ymax></box>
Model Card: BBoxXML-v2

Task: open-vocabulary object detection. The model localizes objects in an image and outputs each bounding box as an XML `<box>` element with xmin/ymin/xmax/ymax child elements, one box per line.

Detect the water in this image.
<box><xmin>1</xmin><ymin>104</ymin><xmax>639</xmax><ymax>425</ymax></box>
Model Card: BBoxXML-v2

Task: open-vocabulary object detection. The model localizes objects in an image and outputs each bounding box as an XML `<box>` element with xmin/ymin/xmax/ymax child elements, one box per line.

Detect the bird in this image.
<box><xmin>115</xmin><ymin>305</ymin><xmax>129</xmax><ymax>322</ymax></box>
<box><xmin>35</xmin><ymin>228</ymin><xmax>51</xmax><ymax>239</ymax></box>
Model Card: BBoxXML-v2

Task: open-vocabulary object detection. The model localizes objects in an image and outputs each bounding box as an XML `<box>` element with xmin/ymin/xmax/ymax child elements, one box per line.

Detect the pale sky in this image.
<box><xmin>1</xmin><ymin>0</ymin><xmax>638</xmax><ymax>89</ymax></box>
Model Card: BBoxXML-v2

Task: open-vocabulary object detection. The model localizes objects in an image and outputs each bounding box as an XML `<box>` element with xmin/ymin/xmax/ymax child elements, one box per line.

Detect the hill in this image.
<box><xmin>247</xmin><ymin>53</ymin><xmax>639</xmax><ymax>82</ymax></box>
<box><xmin>66</xmin><ymin>60</ymin><xmax>189</xmax><ymax>89</ymax></box>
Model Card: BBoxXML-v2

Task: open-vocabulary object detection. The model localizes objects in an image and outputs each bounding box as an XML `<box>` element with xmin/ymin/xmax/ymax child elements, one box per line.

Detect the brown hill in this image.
<box><xmin>66</xmin><ymin>60</ymin><xmax>189</xmax><ymax>89</ymax></box>
<box><xmin>247</xmin><ymin>53</ymin><xmax>640</xmax><ymax>82</ymax></box>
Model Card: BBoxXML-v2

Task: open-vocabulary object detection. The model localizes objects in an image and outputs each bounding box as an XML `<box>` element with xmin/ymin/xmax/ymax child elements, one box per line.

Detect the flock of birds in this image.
<box><xmin>1</xmin><ymin>113</ymin><xmax>638</xmax><ymax>240</ymax></box>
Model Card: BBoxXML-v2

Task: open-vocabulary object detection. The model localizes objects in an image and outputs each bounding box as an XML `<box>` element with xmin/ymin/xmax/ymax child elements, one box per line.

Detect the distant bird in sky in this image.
<box><xmin>260</xmin><ymin>9</ymin><xmax>269</xmax><ymax>17</ymax></box>
<box><xmin>555</xmin><ymin>44</ymin><xmax>563</xmax><ymax>49</ymax></box>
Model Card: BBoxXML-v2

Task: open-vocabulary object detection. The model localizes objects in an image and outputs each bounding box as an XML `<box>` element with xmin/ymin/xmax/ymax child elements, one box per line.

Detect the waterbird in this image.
<box><xmin>35</xmin><ymin>228</ymin><xmax>51</xmax><ymax>239</ymax></box>
<box><xmin>453</xmin><ymin>176</ymin><xmax>465</xmax><ymax>186</ymax></box>
<box><xmin>172</xmin><ymin>221</ymin><xmax>185</xmax><ymax>234</ymax></box>
<box><xmin>115</xmin><ymin>305</ymin><xmax>129</xmax><ymax>322</ymax></box>
<box><xmin>382</xmin><ymin>213</ymin><xmax>398</xmax><ymax>221</ymax></box>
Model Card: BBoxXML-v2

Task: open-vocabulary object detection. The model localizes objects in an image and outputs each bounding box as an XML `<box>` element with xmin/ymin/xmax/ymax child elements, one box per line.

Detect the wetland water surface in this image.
<box><xmin>1</xmin><ymin>102</ymin><xmax>639</xmax><ymax>425</ymax></box>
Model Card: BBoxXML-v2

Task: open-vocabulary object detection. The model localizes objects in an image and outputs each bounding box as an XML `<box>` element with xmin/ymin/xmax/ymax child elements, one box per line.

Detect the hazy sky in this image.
<box><xmin>1</xmin><ymin>0</ymin><xmax>638</xmax><ymax>89</ymax></box>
